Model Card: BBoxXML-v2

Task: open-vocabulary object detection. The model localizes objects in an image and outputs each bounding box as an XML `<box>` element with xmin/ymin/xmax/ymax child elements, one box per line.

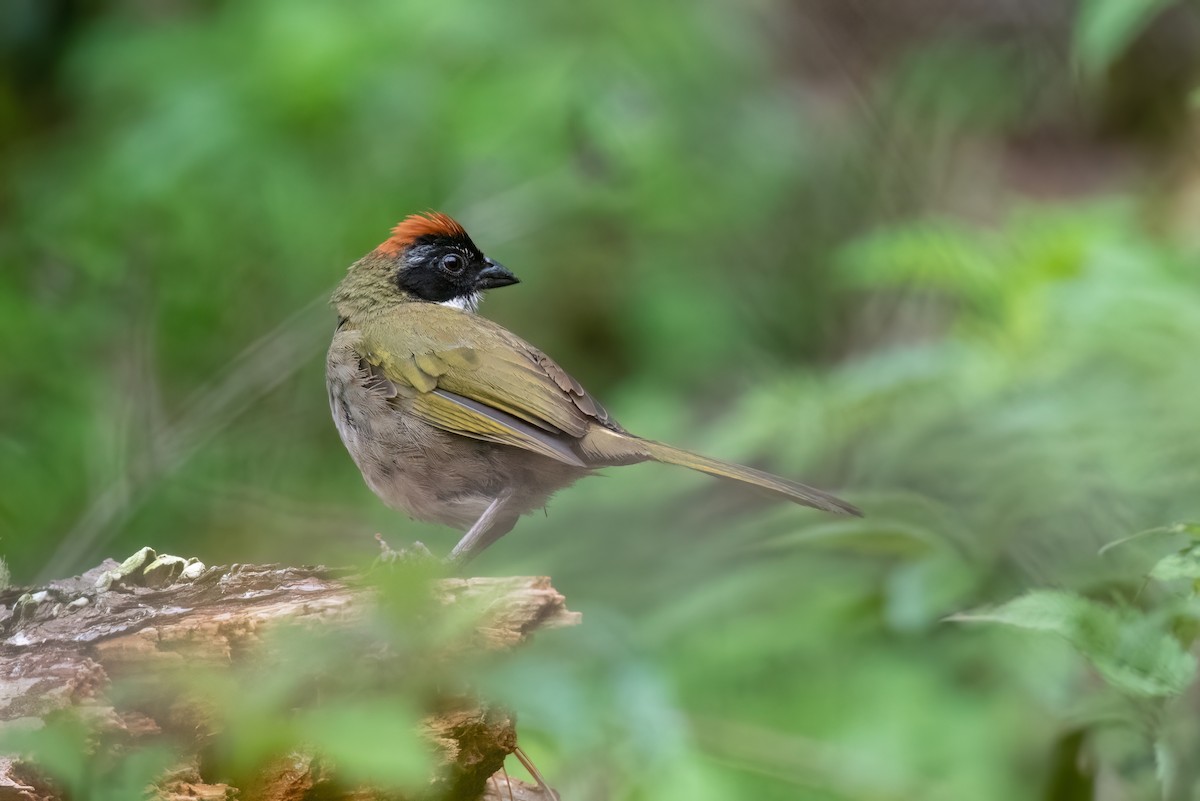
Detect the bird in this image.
<box><xmin>327</xmin><ymin>211</ymin><xmax>861</xmax><ymax>565</ymax></box>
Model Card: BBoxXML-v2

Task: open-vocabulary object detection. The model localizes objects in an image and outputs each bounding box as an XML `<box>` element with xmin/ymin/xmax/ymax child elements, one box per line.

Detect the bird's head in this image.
<box><xmin>345</xmin><ymin>211</ymin><xmax>518</xmax><ymax>314</ymax></box>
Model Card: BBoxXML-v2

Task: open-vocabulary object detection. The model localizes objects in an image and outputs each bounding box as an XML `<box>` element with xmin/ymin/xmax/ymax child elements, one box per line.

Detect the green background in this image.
<box><xmin>4</xmin><ymin>1</ymin><xmax>1200</xmax><ymax>798</ymax></box>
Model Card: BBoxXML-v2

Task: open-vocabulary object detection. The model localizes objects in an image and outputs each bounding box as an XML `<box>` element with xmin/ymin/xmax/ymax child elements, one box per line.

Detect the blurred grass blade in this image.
<box><xmin>759</xmin><ymin>518</ymin><xmax>948</xmax><ymax>557</ymax></box>
<box><xmin>1098</xmin><ymin>525</ymin><xmax>1183</xmax><ymax>556</ymax></box>
<box><xmin>689</xmin><ymin>715</ymin><xmax>919</xmax><ymax>801</ymax></box>
<box><xmin>296</xmin><ymin>700</ymin><xmax>429</xmax><ymax>789</ymax></box>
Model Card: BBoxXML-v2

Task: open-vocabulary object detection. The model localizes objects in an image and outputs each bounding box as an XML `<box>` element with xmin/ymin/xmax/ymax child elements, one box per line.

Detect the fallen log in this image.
<box><xmin>0</xmin><ymin>549</ymin><xmax>575</xmax><ymax>800</ymax></box>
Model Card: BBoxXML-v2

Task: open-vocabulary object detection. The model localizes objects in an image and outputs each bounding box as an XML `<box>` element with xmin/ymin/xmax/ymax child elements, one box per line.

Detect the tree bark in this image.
<box><xmin>0</xmin><ymin>549</ymin><xmax>575</xmax><ymax>800</ymax></box>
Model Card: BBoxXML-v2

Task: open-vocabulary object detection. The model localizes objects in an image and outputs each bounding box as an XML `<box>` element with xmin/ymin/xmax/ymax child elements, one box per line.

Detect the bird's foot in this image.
<box><xmin>373</xmin><ymin>533</ymin><xmax>436</xmax><ymax>566</ymax></box>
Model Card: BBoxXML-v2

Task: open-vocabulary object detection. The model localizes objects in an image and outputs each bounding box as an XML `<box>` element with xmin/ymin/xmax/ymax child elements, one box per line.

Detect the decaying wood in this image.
<box><xmin>0</xmin><ymin>549</ymin><xmax>576</xmax><ymax>800</ymax></box>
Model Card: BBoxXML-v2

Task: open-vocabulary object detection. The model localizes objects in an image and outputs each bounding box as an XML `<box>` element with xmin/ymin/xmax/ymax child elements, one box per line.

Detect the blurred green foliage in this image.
<box><xmin>4</xmin><ymin>0</ymin><xmax>1200</xmax><ymax>799</ymax></box>
<box><xmin>2</xmin><ymin>716</ymin><xmax>174</xmax><ymax>801</ymax></box>
<box><xmin>1074</xmin><ymin>0</ymin><xmax>1181</xmax><ymax>75</ymax></box>
<box><xmin>954</xmin><ymin>532</ymin><xmax>1200</xmax><ymax>797</ymax></box>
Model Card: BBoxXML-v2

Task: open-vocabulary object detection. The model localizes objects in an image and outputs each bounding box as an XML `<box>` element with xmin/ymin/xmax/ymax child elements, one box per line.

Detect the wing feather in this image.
<box><xmin>358</xmin><ymin>304</ymin><xmax>617</xmax><ymax>464</ymax></box>
<box><xmin>414</xmin><ymin>390</ymin><xmax>588</xmax><ymax>467</ymax></box>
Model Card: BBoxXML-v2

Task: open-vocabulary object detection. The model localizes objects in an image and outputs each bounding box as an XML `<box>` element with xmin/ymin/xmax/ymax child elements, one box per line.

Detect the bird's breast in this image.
<box><xmin>326</xmin><ymin>329</ymin><xmax>498</xmax><ymax>528</ymax></box>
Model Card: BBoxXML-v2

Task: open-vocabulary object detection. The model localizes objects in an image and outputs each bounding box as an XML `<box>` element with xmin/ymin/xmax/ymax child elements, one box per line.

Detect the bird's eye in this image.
<box><xmin>439</xmin><ymin>253</ymin><xmax>464</xmax><ymax>274</ymax></box>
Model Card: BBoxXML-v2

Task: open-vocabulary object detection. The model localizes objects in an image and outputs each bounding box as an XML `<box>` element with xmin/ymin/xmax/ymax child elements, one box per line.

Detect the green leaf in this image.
<box><xmin>296</xmin><ymin>700</ymin><xmax>430</xmax><ymax>789</ymax></box>
<box><xmin>96</xmin><ymin>745</ymin><xmax>176</xmax><ymax>801</ymax></box>
<box><xmin>1074</xmin><ymin>0</ymin><xmax>1177</xmax><ymax>75</ymax></box>
<box><xmin>1150</xmin><ymin>545</ymin><xmax>1200</xmax><ymax>583</ymax></box>
<box><xmin>0</xmin><ymin>717</ymin><xmax>91</xmax><ymax>794</ymax></box>
<box><xmin>950</xmin><ymin>591</ymin><xmax>1196</xmax><ymax>697</ymax></box>
<box><xmin>0</xmin><ymin>718</ymin><xmax>174</xmax><ymax>801</ymax></box>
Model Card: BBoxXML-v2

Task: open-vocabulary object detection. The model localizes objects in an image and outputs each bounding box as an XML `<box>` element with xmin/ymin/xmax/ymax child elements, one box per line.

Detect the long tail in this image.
<box><xmin>581</xmin><ymin>426</ymin><xmax>861</xmax><ymax>516</ymax></box>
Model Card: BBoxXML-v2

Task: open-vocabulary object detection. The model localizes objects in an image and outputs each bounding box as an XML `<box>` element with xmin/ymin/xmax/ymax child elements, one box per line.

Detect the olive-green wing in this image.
<box><xmin>411</xmin><ymin>389</ymin><xmax>588</xmax><ymax>467</ymax></box>
<box><xmin>358</xmin><ymin>305</ymin><xmax>616</xmax><ymax>466</ymax></box>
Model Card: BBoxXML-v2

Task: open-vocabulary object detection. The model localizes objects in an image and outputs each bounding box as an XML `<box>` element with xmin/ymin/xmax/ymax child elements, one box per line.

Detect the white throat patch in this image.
<box><xmin>440</xmin><ymin>292</ymin><xmax>483</xmax><ymax>313</ymax></box>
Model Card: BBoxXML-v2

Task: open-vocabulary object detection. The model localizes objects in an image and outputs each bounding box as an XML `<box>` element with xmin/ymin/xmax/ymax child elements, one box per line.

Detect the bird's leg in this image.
<box><xmin>446</xmin><ymin>491</ymin><xmax>517</xmax><ymax>567</ymax></box>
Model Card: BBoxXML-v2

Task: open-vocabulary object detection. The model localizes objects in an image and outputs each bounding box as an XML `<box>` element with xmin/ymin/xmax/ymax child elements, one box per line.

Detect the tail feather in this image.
<box><xmin>639</xmin><ymin>439</ymin><xmax>862</xmax><ymax>517</ymax></box>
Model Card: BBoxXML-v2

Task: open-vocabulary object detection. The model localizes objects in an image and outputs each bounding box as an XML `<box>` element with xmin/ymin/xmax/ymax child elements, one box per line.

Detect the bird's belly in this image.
<box><xmin>327</xmin><ymin>341</ymin><xmax>505</xmax><ymax>528</ymax></box>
